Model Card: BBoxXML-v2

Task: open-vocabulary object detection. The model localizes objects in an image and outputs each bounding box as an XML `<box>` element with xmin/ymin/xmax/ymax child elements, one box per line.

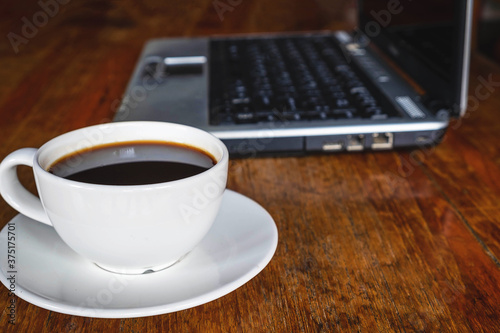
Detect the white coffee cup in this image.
<box><xmin>0</xmin><ymin>121</ymin><xmax>229</xmax><ymax>274</ymax></box>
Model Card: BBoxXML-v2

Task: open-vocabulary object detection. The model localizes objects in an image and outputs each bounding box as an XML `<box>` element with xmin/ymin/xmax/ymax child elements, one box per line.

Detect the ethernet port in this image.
<box><xmin>371</xmin><ymin>133</ymin><xmax>393</xmax><ymax>150</ymax></box>
<box><xmin>346</xmin><ymin>134</ymin><xmax>365</xmax><ymax>151</ymax></box>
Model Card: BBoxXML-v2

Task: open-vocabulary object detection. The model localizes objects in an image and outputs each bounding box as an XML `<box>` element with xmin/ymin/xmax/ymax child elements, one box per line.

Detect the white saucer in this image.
<box><xmin>0</xmin><ymin>190</ymin><xmax>278</xmax><ymax>318</ymax></box>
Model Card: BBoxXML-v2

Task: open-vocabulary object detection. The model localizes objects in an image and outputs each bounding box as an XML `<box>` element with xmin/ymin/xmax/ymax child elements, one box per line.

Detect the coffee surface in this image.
<box><xmin>48</xmin><ymin>141</ymin><xmax>216</xmax><ymax>185</ymax></box>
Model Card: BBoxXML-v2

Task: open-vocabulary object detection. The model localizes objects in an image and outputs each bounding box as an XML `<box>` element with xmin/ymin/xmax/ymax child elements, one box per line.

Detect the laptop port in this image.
<box><xmin>416</xmin><ymin>135</ymin><xmax>431</xmax><ymax>144</ymax></box>
<box><xmin>371</xmin><ymin>133</ymin><xmax>393</xmax><ymax>150</ymax></box>
<box><xmin>322</xmin><ymin>141</ymin><xmax>344</xmax><ymax>151</ymax></box>
<box><xmin>346</xmin><ymin>135</ymin><xmax>365</xmax><ymax>151</ymax></box>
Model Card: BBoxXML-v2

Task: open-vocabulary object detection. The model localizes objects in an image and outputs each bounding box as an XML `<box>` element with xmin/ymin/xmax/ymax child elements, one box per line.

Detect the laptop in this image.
<box><xmin>113</xmin><ymin>0</ymin><xmax>473</xmax><ymax>157</ymax></box>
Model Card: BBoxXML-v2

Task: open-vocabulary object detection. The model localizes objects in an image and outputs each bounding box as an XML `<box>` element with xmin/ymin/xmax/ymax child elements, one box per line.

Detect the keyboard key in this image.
<box><xmin>332</xmin><ymin>108</ymin><xmax>359</xmax><ymax>119</ymax></box>
<box><xmin>371</xmin><ymin>114</ymin><xmax>388</xmax><ymax>120</ymax></box>
<box><xmin>235</xmin><ymin>112</ymin><xmax>256</xmax><ymax>123</ymax></box>
<box><xmin>335</xmin><ymin>98</ymin><xmax>351</xmax><ymax>108</ymax></box>
<box><xmin>231</xmin><ymin>97</ymin><xmax>250</xmax><ymax>105</ymax></box>
<box><xmin>282</xmin><ymin>111</ymin><xmax>303</xmax><ymax>121</ymax></box>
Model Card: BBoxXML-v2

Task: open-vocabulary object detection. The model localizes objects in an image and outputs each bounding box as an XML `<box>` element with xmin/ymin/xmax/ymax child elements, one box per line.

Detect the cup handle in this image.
<box><xmin>0</xmin><ymin>148</ymin><xmax>52</xmax><ymax>226</ymax></box>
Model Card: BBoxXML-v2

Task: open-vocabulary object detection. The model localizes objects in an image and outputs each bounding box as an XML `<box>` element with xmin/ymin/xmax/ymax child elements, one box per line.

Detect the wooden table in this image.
<box><xmin>1</xmin><ymin>1</ymin><xmax>499</xmax><ymax>331</ymax></box>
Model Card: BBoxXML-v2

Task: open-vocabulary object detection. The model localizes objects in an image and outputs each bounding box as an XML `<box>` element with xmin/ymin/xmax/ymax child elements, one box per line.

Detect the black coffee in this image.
<box><xmin>48</xmin><ymin>141</ymin><xmax>216</xmax><ymax>185</ymax></box>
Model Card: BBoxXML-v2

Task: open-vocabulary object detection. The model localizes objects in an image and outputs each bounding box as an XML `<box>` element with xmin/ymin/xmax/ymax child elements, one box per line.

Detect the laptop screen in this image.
<box><xmin>357</xmin><ymin>0</ymin><xmax>470</xmax><ymax>117</ymax></box>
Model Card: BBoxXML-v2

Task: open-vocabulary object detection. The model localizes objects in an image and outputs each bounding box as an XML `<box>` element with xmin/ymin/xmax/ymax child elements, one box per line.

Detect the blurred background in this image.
<box><xmin>477</xmin><ymin>0</ymin><xmax>500</xmax><ymax>65</ymax></box>
<box><xmin>0</xmin><ymin>0</ymin><xmax>498</xmax><ymax>130</ymax></box>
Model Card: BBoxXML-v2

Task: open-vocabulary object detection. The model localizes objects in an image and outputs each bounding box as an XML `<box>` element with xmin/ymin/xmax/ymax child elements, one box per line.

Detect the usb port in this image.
<box><xmin>322</xmin><ymin>141</ymin><xmax>344</xmax><ymax>151</ymax></box>
<box><xmin>371</xmin><ymin>133</ymin><xmax>393</xmax><ymax>150</ymax></box>
<box><xmin>346</xmin><ymin>135</ymin><xmax>365</xmax><ymax>151</ymax></box>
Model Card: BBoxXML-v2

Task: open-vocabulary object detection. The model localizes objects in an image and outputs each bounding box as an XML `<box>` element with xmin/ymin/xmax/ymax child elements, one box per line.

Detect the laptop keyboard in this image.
<box><xmin>209</xmin><ymin>35</ymin><xmax>398</xmax><ymax>125</ymax></box>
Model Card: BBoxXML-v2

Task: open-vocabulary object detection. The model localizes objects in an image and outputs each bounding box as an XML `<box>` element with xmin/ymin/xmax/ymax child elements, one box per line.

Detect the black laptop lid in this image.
<box><xmin>357</xmin><ymin>0</ymin><xmax>471</xmax><ymax>117</ymax></box>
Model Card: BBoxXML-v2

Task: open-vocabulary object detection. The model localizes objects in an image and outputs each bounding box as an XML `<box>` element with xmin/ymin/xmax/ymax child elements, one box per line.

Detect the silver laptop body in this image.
<box><xmin>114</xmin><ymin>0</ymin><xmax>472</xmax><ymax>156</ymax></box>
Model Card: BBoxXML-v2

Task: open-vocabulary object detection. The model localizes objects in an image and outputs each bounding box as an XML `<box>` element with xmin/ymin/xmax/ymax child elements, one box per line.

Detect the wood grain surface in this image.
<box><xmin>1</xmin><ymin>0</ymin><xmax>499</xmax><ymax>332</ymax></box>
